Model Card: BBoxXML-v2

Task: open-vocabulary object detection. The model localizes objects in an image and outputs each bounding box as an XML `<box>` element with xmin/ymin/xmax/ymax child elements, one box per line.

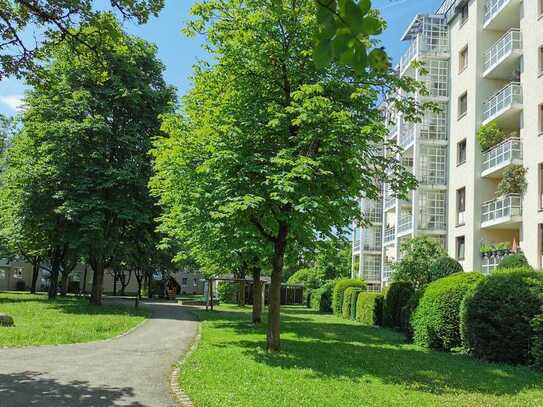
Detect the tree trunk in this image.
<box><xmin>30</xmin><ymin>258</ymin><xmax>40</xmax><ymax>294</ymax></box>
<box><xmin>267</xmin><ymin>232</ymin><xmax>287</xmax><ymax>352</ymax></box>
<box><xmin>113</xmin><ymin>272</ymin><xmax>118</xmax><ymax>296</ymax></box>
<box><xmin>136</xmin><ymin>278</ymin><xmax>142</xmax><ymax>299</ymax></box>
<box><xmin>48</xmin><ymin>257</ymin><xmax>60</xmax><ymax>300</ymax></box>
<box><xmin>147</xmin><ymin>272</ymin><xmax>152</xmax><ymax>299</ymax></box>
<box><xmin>82</xmin><ymin>263</ymin><xmax>88</xmax><ymax>294</ymax></box>
<box><xmin>239</xmin><ymin>279</ymin><xmax>246</xmax><ymax>307</ymax></box>
<box><xmin>252</xmin><ymin>267</ymin><xmax>262</xmax><ymax>324</ymax></box>
<box><xmin>90</xmin><ymin>260</ymin><xmax>105</xmax><ymax>305</ymax></box>
<box><xmin>60</xmin><ymin>272</ymin><xmax>69</xmax><ymax>296</ymax></box>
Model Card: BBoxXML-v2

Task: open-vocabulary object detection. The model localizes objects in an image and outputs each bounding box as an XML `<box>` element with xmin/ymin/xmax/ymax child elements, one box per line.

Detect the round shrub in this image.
<box><xmin>498</xmin><ymin>253</ymin><xmax>531</xmax><ymax>270</ymax></box>
<box><xmin>310</xmin><ymin>281</ymin><xmax>335</xmax><ymax>313</ymax></box>
<box><xmin>384</xmin><ymin>282</ymin><xmax>414</xmax><ymax>328</ymax></box>
<box><xmin>461</xmin><ymin>268</ymin><xmax>543</xmax><ymax>364</ymax></box>
<box><xmin>413</xmin><ymin>272</ymin><xmax>484</xmax><ymax>351</ymax></box>
<box><xmin>356</xmin><ymin>292</ymin><xmax>384</xmax><ymax>325</ymax></box>
<box><xmin>332</xmin><ymin>278</ymin><xmax>366</xmax><ymax>316</ymax></box>
<box><xmin>429</xmin><ymin>256</ymin><xmax>463</xmax><ymax>282</ymax></box>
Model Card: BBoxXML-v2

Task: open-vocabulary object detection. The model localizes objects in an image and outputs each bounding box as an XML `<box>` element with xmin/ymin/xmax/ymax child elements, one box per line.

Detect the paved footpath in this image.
<box><xmin>0</xmin><ymin>300</ymin><xmax>199</xmax><ymax>407</ymax></box>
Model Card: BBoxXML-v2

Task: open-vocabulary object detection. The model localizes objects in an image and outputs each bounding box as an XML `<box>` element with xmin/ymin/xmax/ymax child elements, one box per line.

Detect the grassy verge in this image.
<box><xmin>0</xmin><ymin>291</ymin><xmax>148</xmax><ymax>347</ymax></box>
<box><xmin>180</xmin><ymin>305</ymin><xmax>543</xmax><ymax>407</ymax></box>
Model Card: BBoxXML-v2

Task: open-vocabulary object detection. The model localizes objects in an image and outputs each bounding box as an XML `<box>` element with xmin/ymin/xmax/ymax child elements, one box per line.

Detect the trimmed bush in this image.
<box><xmin>461</xmin><ymin>268</ymin><xmax>543</xmax><ymax>364</ymax></box>
<box><xmin>498</xmin><ymin>253</ymin><xmax>531</xmax><ymax>270</ymax></box>
<box><xmin>384</xmin><ymin>282</ymin><xmax>414</xmax><ymax>328</ymax></box>
<box><xmin>356</xmin><ymin>292</ymin><xmax>384</xmax><ymax>325</ymax></box>
<box><xmin>332</xmin><ymin>278</ymin><xmax>366</xmax><ymax>316</ymax></box>
<box><xmin>350</xmin><ymin>288</ymin><xmax>362</xmax><ymax>320</ymax></box>
<box><xmin>310</xmin><ymin>281</ymin><xmax>334</xmax><ymax>313</ymax></box>
<box><xmin>429</xmin><ymin>256</ymin><xmax>463</xmax><ymax>282</ymax></box>
<box><xmin>342</xmin><ymin>287</ymin><xmax>363</xmax><ymax>320</ymax></box>
<box><xmin>400</xmin><ymin>290</ymin><xmax>422</xmax><ymax>340</ymax></box>
<box><xmin>413</xmin><ymin>272</ymin><xmax>484</xmax><ymax>351</ymax></box>
<box><xmin>531</xmin><ymin>312</ymin><xmax>543</xmax><ymax>369</ymax></box>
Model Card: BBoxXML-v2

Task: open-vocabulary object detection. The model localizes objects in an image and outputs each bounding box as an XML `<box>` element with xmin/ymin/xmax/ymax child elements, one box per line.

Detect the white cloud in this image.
<box><xmin>0</xmin><ymin>95</ymin><xmax>24</xmax><ymax>112</ymax></box>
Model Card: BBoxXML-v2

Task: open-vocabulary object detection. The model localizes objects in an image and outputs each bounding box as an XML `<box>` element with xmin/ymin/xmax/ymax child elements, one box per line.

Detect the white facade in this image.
<box><xmin>352</xmin><ymin>0</ymin><xmax>543</xmax><ymax>286</ymax></box>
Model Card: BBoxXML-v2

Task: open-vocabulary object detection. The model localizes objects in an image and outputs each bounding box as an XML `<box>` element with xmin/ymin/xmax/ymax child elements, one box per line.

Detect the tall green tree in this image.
<box><xmin>153</xmin><ymin>0</ymin><xmax>425</xmax><ymax>351</ymax></box>
<box><xmin>0</xmin><ymin>14</ymin><xmax>175</xmax><ymax>303</ymax></box>
<box><xmin>0</xmin><ymin>0</ymin><xmax>164</xmax><ymax>78</ymax></box>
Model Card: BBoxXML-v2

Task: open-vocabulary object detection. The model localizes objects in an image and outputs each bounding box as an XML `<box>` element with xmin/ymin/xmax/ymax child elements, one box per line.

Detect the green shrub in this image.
<box><xmin>476</xmin><ymin>122</ymin><xmax>507</xmax><ymax>151</ymax></box>
<box><xmin>310</xmin><ymin>281</ymin><xmax>334</xmax><ymax>313</ymax></box>
<box><xmin>400</xmin><ymin>290</ymin><xmax>423</xmax><ymax>340</ymax></box>
<box><xmin>332</xmin><ymin>278</ymin><xmax>366</xmax><ymax>316</ymax></box>
<box><xmin>304</xmin><ymin>289</ymin><xmax>312</xmax><ymax>308</ymax></box>
<box><xmin>288</xmin><ymin>267</ymin><xmax>322</xmax><ymax>289</ymax></box>
<box><xmin>217</xmin><ymin>282</ymin><xmax>239</xmax><ymax>304</ymax></box>
<box><xmin>498</xmin><ymin>253</ymin><xmax>531</xmax><ymax>270</ymax></box>
<box><xmin>497</xmin><ymin>165</ymin><xmax>527</xmax><ymax>196</ymax></box>
<box><xmin>531</xmin><ymin>312</ymin><xmax>543</xmax><ymax>369</ymax></box>
<box><xmin>356</xmin><ymin>292</ymin><xmax>384</xmax><ymax>325</ymax></box>
<box><xmin>350</xmin><ymin>288</ymin><xmax>362</xmax><ymax>320</ymax></box>
<box><xmin>461</xmin><ymin>268</ymin><xmax>543</xmax><ymax>364</ymax></box>
<box><xmin>429</xmin><ymin>256</ymin><xmax>463</xmax><ymax>282</ymax></box>
<box><xmin>342</xmin><ymin>287</ymin><xmax>355</xmax><ymax>319</ymax></box>
<box><xmin>384</xmin><ymin>282</ymin><xmax>415</xmax><ymax>328</ymax></box>
<box><xmin>413</xmin><ymin>272</ymin><xmax>484</xmax><ymax>351</ymax></box>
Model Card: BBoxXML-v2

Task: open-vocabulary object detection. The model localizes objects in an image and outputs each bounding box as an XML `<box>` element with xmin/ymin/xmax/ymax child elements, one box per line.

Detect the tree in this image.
<box><xmin>392</xmin><ymin>236</ymin><xmax>446</xmax><ymax>290</ymax></box>
<box><xmin>0</xmin><ymin>0</ymin><xmax>164</xmax><ymax>79</ymax></box>
<box><xmin>1</xmin><ymin>14</ymin><xmax>175</xmax><ymax>304</ymax></box>
<box><xmin>153</xmin><ymin>0</ymin><xmax>424</xmax><ymax>351</ymax></box>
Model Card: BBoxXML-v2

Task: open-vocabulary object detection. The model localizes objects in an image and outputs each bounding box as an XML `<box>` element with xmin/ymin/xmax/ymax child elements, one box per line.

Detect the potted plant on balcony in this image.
<box><xmin>480</xmin><ymin>244</ymin><xmax>494</xmax><ymax>259</ymax></box>
<box><xmin>495</xmin><ymin>242</ymin><xmax>512</xmax><ymax>257</ymax></box>
<box><xmin>476</xmin><ymin>122</ymin><xmax>507</xmax><ymax>152</ymax></box>
<box><xmin>496</xmin><ymin>165</ymin><xmax>527</xmax><ymax>197</ymax></box>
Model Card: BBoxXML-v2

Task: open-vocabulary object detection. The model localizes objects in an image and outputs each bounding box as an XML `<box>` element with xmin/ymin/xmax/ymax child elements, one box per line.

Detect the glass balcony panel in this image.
<box><xmin>384</xmin><ymin>227</ymin><xmax>395</xmax><ymax>243</ymax></box>
<box><xmin>481</xmin><ymin>194</ymin><xmax>522</xmax><ymax>224</ymax></box>
<box><xmin>482</xmin><ymin>82</ymin><xmax>522</xmax><ymax>123</ymax></box>
<box><xmin>398</xmin><ymin>213</ymin><xmax>413</xmax><ymax>233</ymax></box>
<box><xmin>481</xmin><ymin>138</ymin><xmax>522</xmax><ymax>174</ymax></box>
<box><xmin>483</xmin><ymin>29</ymin><xmax>522</xmax><ymax>73</ymax></box>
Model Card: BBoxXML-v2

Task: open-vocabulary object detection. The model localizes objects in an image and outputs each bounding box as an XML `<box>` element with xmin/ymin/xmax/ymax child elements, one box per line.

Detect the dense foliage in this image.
<box><xmin>429</xmin><ymin>256</ymin><xmax>463</xmax><ymax>282</ymax></box>
<box><xmin>476</xmin><ymin>122</ymin><xmax>507</xmax><ymax>151</ymax></box>
<box><xmin>342</xmin><ymin>287</ymin><xmax>362</xmax><ymax>320</ymax></box>
<box><xmin>498</xmin><ymin>253</ymin><xmax>531</xmax><ymax>270</ymax></box>
<box><xmin>413</xmin><ymin>272</ymin><xmax>484</xmax><ymax>351</ymax></box>
<box><xmin>497</xmin><ymin>165</ymin><xmax>527</xmax><ymax>196</ymax></box>
<box><xmin>332</xmin><ymin>278</ymin><xmax>366</xmax><ymax>316</ymax></box>
<box><xmin>217</xmin><ymin>282</ymin><xmax>240</xmax><ymax>304</ymax></box>
<box><xmin>392</xmin><ymin>237</ymin><xmax>445</xmax><ymax>289</ymax></box>
<box><xmin>531</xmin><ymin>313</ymin><xmax>543</xmax><ymax>369</ymax></box>
<box><xmin>461</xmin><ymin>268</ymin><xmax>543</xmax><ymax>364</ymax></box>
<box><xmin>356</xmin><ymin>292</ymin><xmax>384</xmax><ymax>325</ymax></box>
<box><xmin>310</xmin><ymin>280</ymin><xmax>335</xmax><ymax>313</ymax></box>
<box><xmin>384</xmin><ymin>282</ymin><xmax>414</xmax><ymax>328</ymax></box>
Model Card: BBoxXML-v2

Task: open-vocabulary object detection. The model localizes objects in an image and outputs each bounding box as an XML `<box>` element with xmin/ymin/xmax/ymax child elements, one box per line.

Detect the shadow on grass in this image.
<box><xmin>201</xmin><ymin>306</ymin><xmax>543</xmax><ymax>398</ymax></box>
<box><xmin>0</xmin><ymin>371</ymin><xmax>146</xmax><ymax>407</ymax></box>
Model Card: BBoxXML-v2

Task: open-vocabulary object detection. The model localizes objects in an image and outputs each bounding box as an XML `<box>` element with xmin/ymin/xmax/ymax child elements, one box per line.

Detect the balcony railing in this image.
<box><xmin>399</xmin><ymin>122</ymin><xmax>415</xmax><ymax>148</ymax></box>
<box><xmin>483</xmin><ymin>0</ymin><xmax>517</xmax><ymax>28</ymax></box>
<box><xmin>397</xmin><ymin>214</ymin><xmax>413</xmax><ymax>233</ymax></box>
<box><xmin>400</xmin><ymin>40</ymin><xmax>418</xmax><ymax>74</ymax></box>
<box><xmin>483</xmin><ymin>29</ymin><xmax>522</xmax><ymax>73</ymax></box>
<box><xmin>363</xmin><ymin>242</ymin><xmax>382</xmax><ymax>252</ymax></box>
<box><xmin>482</xmin><ymin>82</ymin><xmax>522</xmax><ymax>123</ymax></box>
<box><xmin>481</xmin><ymin>194</ymin><xmax>522</xmax><ymax>224</ymax></box>
<box><xmin>481</xmin><ymin>137</ymin><xmax>522</xmax><ymax>175</ymax></box>
<box><xmin>382</xmin><ymin>263</ymin><xmax>393</xmax><ymax>281</ymax></box>
<box><xmin>383</xmin><ymin>227</ymin><xmax>395</xmax><ymax>243</ymax></box>
<box><xmin>353</xmin><ymin>240</ymin><xmax>361</xmax><ymax>251</ymax></box>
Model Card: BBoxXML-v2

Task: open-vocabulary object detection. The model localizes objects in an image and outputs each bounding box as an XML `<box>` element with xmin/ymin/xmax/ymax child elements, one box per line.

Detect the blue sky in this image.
<box><xmin>0</xmin><ymin>0</ymin><xmax>444</xmax><ymax>116</ymax></box>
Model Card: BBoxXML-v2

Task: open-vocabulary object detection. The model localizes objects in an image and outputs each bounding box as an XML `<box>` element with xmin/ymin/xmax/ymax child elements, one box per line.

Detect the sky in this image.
<box><xmin>0</xmin><ymin>0</ymin><xmax>444</xmax><ymax>116</ymax></box>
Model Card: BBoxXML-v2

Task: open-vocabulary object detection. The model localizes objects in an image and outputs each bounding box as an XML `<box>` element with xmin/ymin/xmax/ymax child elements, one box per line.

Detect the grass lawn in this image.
<box><xmin>0</xmin><ymin>291</ymin><xmax>148</xmax><ymax>347</ymax></box>
<box><xmin>180</xmin><ymin>305</ymin><xmax>543</xmax><ymax>407</ymax></box>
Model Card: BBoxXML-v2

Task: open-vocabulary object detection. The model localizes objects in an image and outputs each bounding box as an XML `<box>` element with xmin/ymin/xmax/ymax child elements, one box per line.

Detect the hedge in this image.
<box><xmin>384</xmin><ymin>282</ymin><xmax>414</xmax><ymax>328</ymax></box>
<box><xmin>356</xmin><ymin>292</ymin><xmax>384</xmax><ymax>325</ymax></box>
<box><xmin>429</xmin><ymin>256</ymin><xmax>463</xmax><ymax>282</ymax></box>
<box><xmin>310</xmin><ymin>281</ymin><xmax>334</xmax><ymax>313</ymax></box>
<box><xmin>497</xmin><ymin>253</ymin><xmax>531</xmax><ymax>270</ymax></box>
<box><xmin>413</xmin><ymin>272</ymin><xmax>484</xmax><ymax>351</ymax></box>
<box><xmin>461</xmin><ymin>267</ymin><xmax>543</xmax><ymax>364</ymax></box>
<box><xmin>341</xmin><ymin>287</ymin><xmax>362</xmax><ymax>320</ymax></box>
<box><xmin>531</xmin><ymin>312</ymin><xmax>543</xmax><ymax>369</ymax></box>
<box><xmin>350</xmin><ymin>289</ymin><xmax>362</xmax><ymax>320</ymax></box>
<box><xmin>400</xmin><ymin>290</ymin><xmax>422</xmax><ymax>340</ymax></box>
<box><xmin>332</xmin><ymin>278</ymin><xmax>366</xmax><ymax>316</ymax></box>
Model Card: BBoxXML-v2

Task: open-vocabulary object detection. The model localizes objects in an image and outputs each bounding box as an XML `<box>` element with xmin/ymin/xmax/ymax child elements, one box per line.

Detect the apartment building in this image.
<box><xmin>352</xmin><ymin>0</ymin><xmax>543</xmax><ymax>286</ymax></box>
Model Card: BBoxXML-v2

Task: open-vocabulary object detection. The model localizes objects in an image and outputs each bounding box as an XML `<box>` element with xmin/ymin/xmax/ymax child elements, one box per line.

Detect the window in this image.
<box><xmin>459</xmin><ymin>46</ymin><xmax>468</xmax><ymax>72</ymax></box>
<box><xmin>539</xmin><ymin>163</ymin><xmax>543</xmax><ymax>209</ymax></box>
<box><xmin>457</xmin><ymin>139</ymin><xmax>467</xmax><ymax>165</ymax></box>
<box><xmin>181</xmin><ymin>277</ymin><xmax>188</xmax><ymax>286</ymax></box>
<box><xmin>539</xmin><ymin>104</ymin><xmax>543</xmax><ymax>135</ymax></box>
<box><xmin>539</xmin><ymin>0</ymin><xmax>543</xmax><ymax>17</ymax></box>
<box><xmin>456</xmin><ymin>236</ymin><xmax>466</xmax><ymax>260</ymax></box>
<box><xmin>539</xmin><ymin>46</ymin><xmax>543</xmax><ymax>74</ymax></box>
<box><xmin>458</xmin><ymin>92</ymin><xmax>468</xmax><ymax>118</ymax></box>
<box><xmin>460</xmin><ymin>2</ymin><xmax>469</xmax><ymax>25</ymax></box>
<box><xmin>457</xmin><ymin>187</ymin><xmax>466</xmax><ymax>226</ymax></box>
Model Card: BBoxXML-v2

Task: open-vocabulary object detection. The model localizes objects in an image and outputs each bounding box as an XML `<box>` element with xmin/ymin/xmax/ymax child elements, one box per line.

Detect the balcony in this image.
<box><xmin>400</xmin><ymin>40</ymin><xmax>418</xmax><ymax>75</ymax></box>
<box><xmin>362</xmin><ymin>241</ymin><xmax>382</xmax><ymax>253</ymax></box>
<box><xmin>481</xmin><ymin>194</ymin><xmax>522</xmax><ymax>229</ymax></box>
<box><xmin>353</xmin><ymin>240</ymin><xmax>361</xmax><ymax>253</ymax></box>
<box><xmin>482</xmin><ymin>82</ymin><xmax>522</xmax><ymax>126</ymax></box>
<box><xmin>397</xmin><ymin>214</ymin><xmax>413</xmax><ymax>235</ymax></box>
<box><xmin>483</xmin><ymin>29</ymin><xmax>522</xmax><ymax>79</ymax></box>
<box><xmin>483</xmin><ymin>0</ymin><xmax>522</xmax><ymax>31</ymax></box>
<box><xmin>399</xmin><ymin>122</ymin><xmax>415</xmax><ymax>149</ymax></box>
<box><xmin>383</xmin><ymin>227</ymin><xmax>396</xmax><ymax>244</ymax></box>
<box><xmin>481</xmin><ymin>137</ymin><xmax>522</xmax><ymax>178</ymax></box>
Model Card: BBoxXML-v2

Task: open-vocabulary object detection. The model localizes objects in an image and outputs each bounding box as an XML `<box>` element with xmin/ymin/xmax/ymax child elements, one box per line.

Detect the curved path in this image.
<box><xmin>0</xmin><ymin>300</ymin><xmax>199</xmax><ymax>407</ymax></box>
